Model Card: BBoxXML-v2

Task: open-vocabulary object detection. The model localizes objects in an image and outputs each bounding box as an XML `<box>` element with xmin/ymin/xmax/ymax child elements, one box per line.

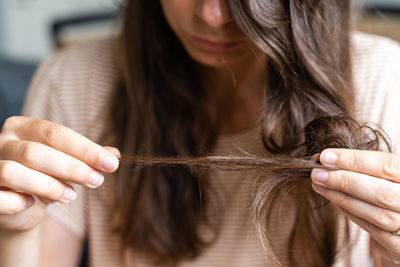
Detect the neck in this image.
<box><xmin>201</xmin><ymin>56</ymin><xmax>267</xmax><ymax>134</ymax></box>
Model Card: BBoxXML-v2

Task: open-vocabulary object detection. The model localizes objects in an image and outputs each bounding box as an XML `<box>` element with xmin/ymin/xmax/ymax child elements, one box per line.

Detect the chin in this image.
<box><xmin>191</xmin><ymin>54</ymin><xmax>231</xmax><ymax>67</ymax></box>
<box><xmin>186</xmin><ymin>49</ymin><xmax>244</xmax><ymax>68</ymax></box>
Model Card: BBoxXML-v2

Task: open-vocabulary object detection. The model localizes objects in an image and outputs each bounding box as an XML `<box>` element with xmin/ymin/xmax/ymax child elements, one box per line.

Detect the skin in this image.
<box><xmin>0</xmin><ymin>0</ymin><xmax>398</xmax><ymax>266</ymax></box>
<box><xmin>160</xmin><ymin>0</ymin><xmax>266</xmax><ymax>134</ymax></box>
<box><xmin>312</xmin><ymin>150</ymin><xmax>400</xmax><ymax>265</ymax></box>
<box><xmin>0</xmin><ymin>117</ymin><xmax>120</xmax><ymax>266</ymax></box>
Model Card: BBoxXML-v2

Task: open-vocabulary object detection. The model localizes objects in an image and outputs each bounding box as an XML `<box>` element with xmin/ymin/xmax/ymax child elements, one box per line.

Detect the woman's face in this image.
<box><xmin>160</xmin><ymin>0</ymin><xmax>254</xmax><ymax>67</ymax></box>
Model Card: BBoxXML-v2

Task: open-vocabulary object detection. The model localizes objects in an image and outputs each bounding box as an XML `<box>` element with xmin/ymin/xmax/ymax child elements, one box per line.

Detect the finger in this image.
<box><xmin>370</xmin><ymin>238</ymin><xmax>384</xmax><ymax>267</ymax></box>
<box><xmin>335</xmin><ymin>205</ymin><xmax>400</xmax><ymax>260</ymax></box>
<box><xmin>319</xmin><ymin>149</ymin><xmax>400</xmax><ymax>183</ymax></box>
<box><xmin>371</xmin><ymin>238</ymin><xmax>400</xmax><ymax>266</ymax></box>
<box><xmin>1</xmin><ymin>140</ymin><xmax>104</xmax><ymax>188</ymax></box>
<box><xmin>312</xmin><ymin>183</ymin><xmax>400</xmax><ymax>232</ymax></box>
<box><xmin>104</xmin><ymin>146</ymin><xmax>121</xmax><ymax>157</ymax></box>
<box><xmin>0</xmin><ymin>160</ymin><xmax>77</xmax><ymax>204</ymax></box>
<box><xmin>3</xmin><ymin>116</ymin><xmax>119</xmax><ymax>172</ymax></box>
<box><xmin>0</xmin><ymin>186</ymin><xmax>12</xmax><ymax>191</ymax></box>
<box><xmin>311</xmin><ymin>168</ymin><xmax>400</xmax><ymax>211</ymax></box>
<box><xmin>0</xmin><ymin>190</ymin><xmax>34</xmax><ymax>215</ymax></box>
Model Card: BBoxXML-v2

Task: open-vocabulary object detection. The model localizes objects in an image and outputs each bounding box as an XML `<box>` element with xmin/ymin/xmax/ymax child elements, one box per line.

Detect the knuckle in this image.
<box><xmin>338</xmin><ymin>171</ymin><xmax>352</xmax><ymax>192</ymax></box>
<box><xmin>0</xmin><ymin>161</ymin><xmax>16</xmax><ymax>185</ymax></box>
<box><xmin>80</xmin><ymin>144</ymin><xmax>93</xmax><ymax>163</ymax></box>
<box><xmin>2</xmin><ymin>116</ymin><xmax>18</xmax><ymax>132</ymax></box>
<box><xmin>382</xmin><ymin>154</ymin><xmax>400</xmax><ymax>178</ymax></box>
<box><xmin>18</xmin><ymin>143</ymin><xmax>36</xmax><ymax>163</ymax></box>
<box><xmin>376</xmin><ymin>208</ymin><xmax>396</xmax><ymax>228</ymax></box>
<box><xmin>43</xmin><ymin>125</ymin><xmax>61</xmax><ymax>145</ymax></box>
<box><xmin>65</xmin><ymin>161</ymin><xmax>83</xmax><ymax>181</ymax></box>
<box><xmin>335</xmin><ymin>192</ymin><xmax>350</xmax><ymax>206</ymax></box>
<box><xmin>346</xmin><ymin>152</ymin><xmax>359</xmax><ymax>171</ymax></box>
<box><xmin>376</xmin><ymin>187</ymin><xmax>400</xmax><ymax>208</ymax></box>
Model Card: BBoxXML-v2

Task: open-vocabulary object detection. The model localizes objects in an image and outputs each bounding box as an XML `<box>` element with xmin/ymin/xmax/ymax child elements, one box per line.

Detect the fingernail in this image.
<box><xmin>311</xmin><ymin>168</ymin><xmax>328</xmax><ymax>183</ymax></box>
<box><xmin>312</xmin><ymin>183</ymin><xmax>327</xmax><ymax>192</ymax></box>
<box><xmin>320</xmin><ymin>150</ymin><xmax>338</xmax><ymax>165</ymax></box>
<box><xmin>311</xmin><ymin>154</ymin><xmax>320</xmax><ymax>162</ymax></box>
<box><xmin>107</xmin><ymin>146</ymin><xmax>121</xmax><ymax>157</ymax></box>
<box><xmin>63</xmin><ymin>187</ymin><xmax>77</xmax><ymax>203</ymax></box>
<box><xmin>100</xmin><ymin>154</ymin><xmax>119</xmax><ymax>171</ymax></box>
<box><xmin>26</xmin><ymin>196</ymin><xmax>34</xmax><ymax>209</ymax></box>
<box><xmin>88</xmin><ymin>171</ymin><xmax>104</xmax><ymax>188</ymax></box>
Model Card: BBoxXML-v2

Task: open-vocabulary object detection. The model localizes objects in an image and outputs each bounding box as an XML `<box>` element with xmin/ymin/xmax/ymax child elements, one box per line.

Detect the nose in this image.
<box><xmin>195</xmin><ymin>0</ymin><xmax>233</xmax><ymax>28</ymax></box>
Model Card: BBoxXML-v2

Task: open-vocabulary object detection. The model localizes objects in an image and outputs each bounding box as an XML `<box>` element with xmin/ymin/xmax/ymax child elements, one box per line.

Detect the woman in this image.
<box><xmin>1</xmin><ymin>0</ymin><xmax>400</xmax><ymax>266</ymax></box>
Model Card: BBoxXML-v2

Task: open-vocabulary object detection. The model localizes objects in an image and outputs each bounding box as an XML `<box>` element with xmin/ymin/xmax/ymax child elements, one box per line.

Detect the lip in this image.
<box><xmin>190</xmin><ymin>36</ymin><xmax>241</xmax><ymax>53</ymax></box>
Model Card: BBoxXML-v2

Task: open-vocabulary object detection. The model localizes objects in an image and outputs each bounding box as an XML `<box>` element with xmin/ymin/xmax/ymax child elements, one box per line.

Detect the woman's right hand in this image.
<box><xmin>0</xmin><ymin>116</ymin><xmax>119</xmax><ymax>232</ymax></box>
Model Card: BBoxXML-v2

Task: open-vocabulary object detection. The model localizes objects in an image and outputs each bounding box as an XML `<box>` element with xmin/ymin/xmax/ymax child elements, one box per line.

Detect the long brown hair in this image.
<box><xmin>112</xmin><ymin>0</ymin><xmax>355</xmax><ymax>266</ymax></box>
<box><xmin>118</xmin><ymin>116</ymin><xmax>390</xmax><ymax>266</ymax></box>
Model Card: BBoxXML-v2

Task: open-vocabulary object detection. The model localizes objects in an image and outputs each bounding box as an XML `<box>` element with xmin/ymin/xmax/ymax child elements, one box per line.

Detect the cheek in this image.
<box><xmin>160</xmin><ymin>0</ymin><xmax>194</xmax><ymax>35</ymax></box>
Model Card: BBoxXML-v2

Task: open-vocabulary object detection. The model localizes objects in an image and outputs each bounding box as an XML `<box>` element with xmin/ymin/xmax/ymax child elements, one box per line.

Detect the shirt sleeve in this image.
<box><xmin>22</xmin><ymin>54</ymin><xmax>86</xmax><ymax>239</ymax></box>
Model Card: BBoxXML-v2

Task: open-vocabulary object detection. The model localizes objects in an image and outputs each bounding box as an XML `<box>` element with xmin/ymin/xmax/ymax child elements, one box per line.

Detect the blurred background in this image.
<box><xmin>0</xmin><ymin>0</ymin><xmax>119</xmax><ymax>127</ymax></box>
<box><xmin>0</xmin><ymin>0</ymin><xmax>399</xmax><ymax>127</ymax></box>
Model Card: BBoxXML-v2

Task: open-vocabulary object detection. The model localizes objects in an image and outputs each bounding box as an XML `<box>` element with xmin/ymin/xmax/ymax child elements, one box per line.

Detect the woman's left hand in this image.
<box><xmin>311</xmin><ymin>149</ymin><xmax>400</xmax><ymax>263</ymax></box>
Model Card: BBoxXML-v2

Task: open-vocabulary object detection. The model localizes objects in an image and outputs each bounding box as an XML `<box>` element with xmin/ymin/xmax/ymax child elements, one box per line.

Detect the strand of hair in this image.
<box><xmin>118</xmin><ymin>154</ymin><xmax>334</xmax><ymax>171</ymax></box>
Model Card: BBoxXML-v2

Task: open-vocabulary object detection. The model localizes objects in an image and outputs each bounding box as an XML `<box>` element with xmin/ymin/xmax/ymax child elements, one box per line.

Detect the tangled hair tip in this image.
<box><xmin>120</xmin><ymin>115</ymin><xmax>390</xmax><ymax>266</ymax></box>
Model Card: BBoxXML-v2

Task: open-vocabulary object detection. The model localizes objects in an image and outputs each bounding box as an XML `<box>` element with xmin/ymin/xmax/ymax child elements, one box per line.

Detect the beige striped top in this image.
<box><xmin>23</xmin><ymin>32</ymin><xmax>400</xmax><ymax>266</ymax></box>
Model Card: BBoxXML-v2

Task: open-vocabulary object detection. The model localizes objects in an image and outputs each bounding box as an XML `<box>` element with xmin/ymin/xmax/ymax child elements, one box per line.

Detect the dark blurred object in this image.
<box><xmin>0</xmin><ymin>59</ymin><xmax>37</xmax><ymax>126</ymax></box>
<box><xmin>358</xmin><ymin>4</ymin><xmax>400</xmax><ymax>41</ymax></box>
<box><xmin>0</xmin><ymin>11</ymin><xmax>117</xmax><ymax>129</ymax></box>
<box><xmin>51</xmin><ymin>12</ymin><xmax>117</xmax><ymax>49</ymax></box>
<box><xmin>79</xmin><ymin>238</ymin><xmax>89</xmax><ymax>267</ymax></box>
<box><xmin>364</xmin><ymin>4</ymin><xmax>400</xmax><ymax>16</ymax></box>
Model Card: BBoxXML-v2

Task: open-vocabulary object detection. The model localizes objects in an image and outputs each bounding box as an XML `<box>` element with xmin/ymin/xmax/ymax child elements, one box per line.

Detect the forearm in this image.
<box><xmin>0</xmin><ymin>225</ymin><xmax>41</xmax><ymax>267</ymax></box>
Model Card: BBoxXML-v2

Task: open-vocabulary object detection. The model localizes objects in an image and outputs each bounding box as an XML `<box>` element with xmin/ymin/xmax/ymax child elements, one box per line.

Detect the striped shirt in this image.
<box><xmin>22</xmin><ymin>32</ymin><xmax>400</xmax><ymax>266</ymax></box>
